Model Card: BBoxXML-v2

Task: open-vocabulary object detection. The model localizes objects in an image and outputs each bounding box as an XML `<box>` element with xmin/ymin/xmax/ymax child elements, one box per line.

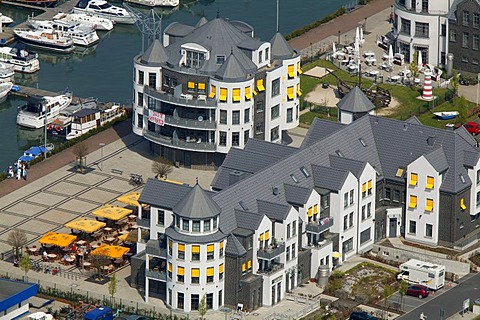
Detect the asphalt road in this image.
<box><xmin>397</xmin><ymin>273</ymin><xmax>480</xmax><ymax>320</ymax></box>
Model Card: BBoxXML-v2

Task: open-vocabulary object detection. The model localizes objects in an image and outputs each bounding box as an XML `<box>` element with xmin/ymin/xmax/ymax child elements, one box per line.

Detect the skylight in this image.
<box><xmin>359</xmin><ymin>138</ymin><xmax>367</xmax><ymax>147</ymax></box>
<box><xmin>395</xmin><ymin>168</ymin><xmax>405</xmax><ymax>178</ymax></box>
<box><xmin>335</xmin><ymin>150</ymin><xmax>344</xmax><ymax>157</ymax></box>
<box><xmin>300</xmin><ymin>166</ymin><xmax>311</xmax><ymax>178</ymax></box>
<box><xmin>290</xmin><ymin>174</ymin><xmax>299</xmax><ymax>183</ymax></box>
<box><xmin>239</xmin><ymin>201</ymin><xmax>249</xmax><ymax>211</ymax></box>
<box><xmin>459</xmin><ymin>174</ymin><xmax>466</xmax><ymax>183</ymax></box>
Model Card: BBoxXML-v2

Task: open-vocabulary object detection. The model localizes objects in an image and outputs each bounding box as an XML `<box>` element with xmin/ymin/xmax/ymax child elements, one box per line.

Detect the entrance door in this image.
<box><xmin>389</xmin><ymin>218</ymin><xmax>397</xmax><ymax>237</ymax></box>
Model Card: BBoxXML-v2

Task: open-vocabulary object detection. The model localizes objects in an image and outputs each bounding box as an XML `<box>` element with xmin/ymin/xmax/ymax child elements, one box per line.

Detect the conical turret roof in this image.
<box><xmin>140</xmin><ymin>39</ymin><xmax>169</xmax><ymax>66</ymax></box>
<box><xmin>215</xmin><ymin>51</ymin><xmax>247</xmax><ymax>81</ymax></box>
<box><xmin>336</xmin><ymin>86</ymin><xmax>375</xmax><ymax>112</ymax></box>
<box><xmin>270</xmin><ymin>32</ymin><xmax>295</xmax><ymax>59</ymax></box>
<box><xmin>173</xmin><ymin>183</ymin><xmax>221</xmax><ymax>219</ymax></box>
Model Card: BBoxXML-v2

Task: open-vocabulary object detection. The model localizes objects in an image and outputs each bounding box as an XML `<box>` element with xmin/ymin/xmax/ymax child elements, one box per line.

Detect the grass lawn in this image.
<box><xmin>299</xmin><ymin>59</ymin><xmax>474</xmax><ymax>129</ymax></box>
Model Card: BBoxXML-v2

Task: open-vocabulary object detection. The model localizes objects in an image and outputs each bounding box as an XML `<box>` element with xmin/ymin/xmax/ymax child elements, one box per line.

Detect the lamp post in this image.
<box><xmin>99</xmin><ymin>143</ymin><xmax>105</xmax><ymax>171</ymax></box>
<box><xmin>310</xmin><ymin>42</ymin><xmax>313</xmax><ymax>62</ymax></box>
<box><xmin>337</xmin><ymin>30</ymin><xmax>341</xmax><ymax>46</ymax></box>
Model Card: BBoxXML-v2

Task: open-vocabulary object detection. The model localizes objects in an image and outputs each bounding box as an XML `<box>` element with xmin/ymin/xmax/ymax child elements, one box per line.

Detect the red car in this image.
<box><xmin>464</xmin><ymin>122</ymin><xmax>480</xmax><ymax>135</ymax></box>
<box><xmin>406</xmin><ymin>285</ymin><xmax>429</xmax><ymax>299</ymax></box>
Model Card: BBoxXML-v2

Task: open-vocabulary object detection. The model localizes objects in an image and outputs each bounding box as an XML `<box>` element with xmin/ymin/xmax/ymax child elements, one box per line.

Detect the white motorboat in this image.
<box><xmin>73</xmin><ymin>0</ymin><xmax>137</xmax><ymax>25</ymax></box>
<box><xmin>0</xmin><ymin>82</ymin><xmax>13</xmax><ymax>103</ymax></box>
<box><xmin>53</xmin><ymin>12</ymin><xmax>114</xmax><ymax>31</ymax></box>
<box><xmin>0</xmin><ymin>45</ymin><xmax>40</xmax><ymax>73</ymax></box>
<box><xmin>0</xmin><ymin>63</ymin><xmax>15</xmax><ymax>83</ymax></box>
<box><xmin>124</xmin><ymin>0</ymin><xmax>178</xmax><ymax>7</ymax></box>
<box><xmin>17</xmin><ymin>93</ymin><xmax>73</xmax><ymax>129</ymax></box>
<box><xmin>13</xmin><ymin>28</ymin><xmax>75</xmax><ymax>54</ymax></box>
<box><xmin>28</xmin><ymin>18</ymin><xmax>99</xmax><ymax>47</ymax></box>
<box><xmin>0</xmin><ymin>13</ymin><xmax>14</xmax><ymax>26</ymax></box>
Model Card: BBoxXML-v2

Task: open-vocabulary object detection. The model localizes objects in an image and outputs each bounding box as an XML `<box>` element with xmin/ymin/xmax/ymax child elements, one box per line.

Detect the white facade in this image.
<box><xmin>394</xmin><ymin>0</ymin><xmax>451</xmax><ymax>66</ymax></box>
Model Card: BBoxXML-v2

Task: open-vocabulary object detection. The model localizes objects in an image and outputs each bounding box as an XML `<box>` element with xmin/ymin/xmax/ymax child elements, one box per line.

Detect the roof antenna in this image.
<box><xmin>231</xmin><ymin>47</ymin><xmax>233</xmax><ymax>55</ymax></box>
<box><xmin>276</xmin><ymin>0</ymin><xmax>279</xmax><ymax>32</ymax></box>
<box><xmin>217</xmin><ymin>9</ymin><xmax>220</xmax><ymax>18</ymax></box>
<box><xmin>196</xmin><ymin>177</ymin><xmax>199</xmax><ymax>185</ymax></box>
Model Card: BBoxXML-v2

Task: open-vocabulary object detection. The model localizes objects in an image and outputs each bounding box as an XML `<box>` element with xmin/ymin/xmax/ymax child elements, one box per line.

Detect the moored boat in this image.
<box><xmin>0</xmin><ymin>13</ymin><xmax>14</xmax><ymax>26</ymax></box>
<box><xmin>73</xmin><ymin>0</ymin><xmax>137</xmax><ymax>25</ymax></box>
<box><xmin>124</xmin><ymin>0</ymin><xmax>179</xmax><ymax>7</ymax></box>
<box><xmin>13</xmin><ymin>0</ymin><xmax>58</xmax><ymax>7</ymax></box>
<box><xmin>18</xmin><ymin>144</ymin><xmax>55</xmax><ymax>163</ymax></box>
<box><xmin>17</xmin><ymin>93</ymin><xmax>73</xmax><ymax>129</ymax></box>
<box><xmin>0</xmin><ymin>44</ymin><xmax>40</xmax><ymax>73</ymax></box>
<box><xmin>13</xmin><ymin>28</ymin><xmax>75</xmax><ymax>54</ymax></box>
<box><xmin>53</xmin><ymin>12</ymin><xmax>114</xmax><ymax>31</ymax></box>
<box><xmin>433</xmin><ymin>111</ymin><xmax>459</xmax><ymax>120</ymax></box>
<box><xmin>0</xmin><ymin>63</ymin><xmax>15</xmax><ymax>83</ymax></box>
<box><xmin>0</xmin><ymin>82</ymin><xmax>13</xmax><ymax>103</ymax></box>
<box><xmin>28</xmin><ymin>18</ymin><xmax>100</xmax><ymax>47</ymax></box>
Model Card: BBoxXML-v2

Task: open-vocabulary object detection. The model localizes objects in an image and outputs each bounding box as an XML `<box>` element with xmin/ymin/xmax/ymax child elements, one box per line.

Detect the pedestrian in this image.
<box><xmin>16</xmin><ymin>165</ymin><xmax>21</xmax><ymax>180</ymax></box>
<box><xmin>22</xmin><ymin>165</ymin><xmax>27</xmax><ymax>180</ymax></box>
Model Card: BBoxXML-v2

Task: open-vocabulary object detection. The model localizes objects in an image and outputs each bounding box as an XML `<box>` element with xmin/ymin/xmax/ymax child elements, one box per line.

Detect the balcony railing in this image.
<box><xmin>143</xmin><ymin>129</ymin><xmax>216</xmax><ymax>152</ymax></box>
<box><xmin>144</xmin><ymin>86</ymin><xmax>217</xmax><ymax>109</ymax></box>
<box><xmin>257</xmin><ymin>263</ymin><xmax>284</xmax><ymax>276</ymax></box>
<box><xmin>306</xmin><ymin>238</ymin><xmax>332</xmax><ymax>250</ymax></box>
<box><xmin>137</xmin><ymin>218</ymin><xmax>150</xmax><ymax>228</ymax></box>
<box><xmin>257</xmin><ymin>243</ymin><xmax>285</xmax><ymax>260</ymax></box>
<box><xmin>145</xmin><ymin>269</ymin><xmax>167</xmax><ymax>282</ymax></box>
<box><xmin>146</xmin><ymin>245</ymin><xmax>167</xmax><ymax>258</ymax></box>
<box><xmin>306</xmin><ymin>217</ymin><xmax>334</xmax><ymax>234</ymax></box>
<box><xmin>394</xmin><ymin>0</ymin><xmax>448</xmax><ymax>15</ymax></box>
<box><xmin>143</xmin><ymin>107</ymin><xmax>216</xmax><ymax>130</ymax></box>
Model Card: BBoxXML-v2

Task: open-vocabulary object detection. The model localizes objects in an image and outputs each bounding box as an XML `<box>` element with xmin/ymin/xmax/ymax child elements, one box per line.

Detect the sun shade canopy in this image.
<box><xmin>117</xmin><ymin>192</ymin><xmax>144</xmax><ymax>207</ymax></box>
<box><xmin>39</xmin><ymin>232</ymin><xmax>77</xmax><ymax>247</ymax></box>
<box><xmin>91</xmin><ymin>245</ymin><xmax>130</xmax><ymax>259</ymax></box>
<box><xmin>92</xmin><ymin>205</ymin><xmax>133</xmax><ymax>221</ymax></box>
<box><xmin>65</xmin><ymin>218</ymin><xmax>106</xmax><ymax>233</ymax></box>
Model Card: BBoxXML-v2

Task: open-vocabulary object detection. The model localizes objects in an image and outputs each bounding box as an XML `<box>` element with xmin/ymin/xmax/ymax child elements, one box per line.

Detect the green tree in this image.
<box><xmin>455</xmin><ymin>95</ymin><xmax>468</xmax><ymax>126</ymax></box>
<box><xmin>409</xmin><ymin>51</ymin><xmax>419</xmax><ymax>86</ymax></box>
<box><xmin>7</xmin><ymin>230</ymin><xmax>27</xmax><ymax>258</ymax></box>
<box><xmin>399</xmin><ymin>280</ymin><xmax>408</xmax><ymax>311</ymax></box>
<box><xmin>108</xmin><ymin>272</ymin><xmax>117</xmax><ymax>301</ymax></box>
<box><xmin>72</xmin><ymin>142</ymin><xmax>89</xmax><ymax>172</ymax></box>
<box><xmin>198</xmin><ymin>294</ymin><xmax>208</xmax><ymax>320</ymax></box>
<box><xmin>382</xmin><ymin>284</ymin><xmax>394</xmax><ymax>319</ymax></box>
<box><xmin>151</xmin><ymin>156</ymin><xmax>174</xmax><ymax>179</ymax></box>
<box><xmin>451</xmin><ymin>70</ymin><xmax>459</xmax><ymax>94</ymax></box>
<box><xmin>20</xmin><ymin>253</ymin><xmax>32</xmax><ymax>279</ymax></box>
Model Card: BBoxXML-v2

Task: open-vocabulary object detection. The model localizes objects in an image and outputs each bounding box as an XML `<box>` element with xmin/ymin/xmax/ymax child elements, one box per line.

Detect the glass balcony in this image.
<box><xmin>137</xmin><ymin>217</ymin><xmax>150</xmax><ymax>228</ymax></box>
<box><xmin>145</xmin><ymin>269</ymin><xmax>167</xmax><ymax>282</ymax></box>
<box><xmin>257</xmin><ymin>242</ymin><xmax>285</xmax><ymax>260</ymax></box>
<box><xmin>306</xmin><ymin>217</ymin><xmax>334</xmax><ymax>234</ymax></box>
<box><xmin>257</xmin><ymin>263</ymin><xmax>284</xmax><ymax>276</ymax></box>
<box><xmin>144</xmin><ymin>86</ymin><xmax>217</xmax><ymax>109</ymax></box>
<box><xmin>143</xmin><ymin>129</ymin><xmax>216</xmax><ymax>152</ymax></box>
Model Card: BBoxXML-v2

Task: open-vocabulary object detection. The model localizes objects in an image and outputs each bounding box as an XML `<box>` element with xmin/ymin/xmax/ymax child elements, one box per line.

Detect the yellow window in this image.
<box><xmin>287</xmin><ymin>64</ymin><xmax>295</xmax><ymax>78</ymax></box>
<box><xmin>178</xmin><ymin>243</ymin><xmax>185</xmax><ymax>252</ymax></box>
<box><xmin>460</xmin><ymin>198</ymin><xmax>467</xmax><ymax>210</ymax></box>
<box><xmin>192</xmin><ymin>245</ymin><xmax>200</xmax><ymax>253</ymax></box>
<box><xmin>219</xmin><ymin>264</ymin><xmax>224</xmax><ymax>274</ymax></box>
<box><xmin>297</xmin><ymin>62</ymin><xmax>303</xmax><ymax>74</ymax></box>
<box><xmin>368</xmin><ymin>180</ymin><xmax>372</xmax><ymax>190</ymax></box>
<box><xmin>307</xmin><ymin>207</ymin><xmax>313</xmax><ymax>217</ymax></box>
<box><xmin>362</xmin><ymin>183</ymin><xmax>367</xmax><ymax>193</ymax></box>
<box><xmin>247</xmin><ymin>260</ymin><xmax>252</xmax><ymax>269</ymax></box>
<box><xmin>177</xmin><ymin>266</ymin><xmax>184</xmax><ymax>276</ymax></box>
<box><xmin>191</xmin><ymin>268</ymin><xmax>200</xmax><ymax>277</ymax></box>
<box><xmin>198</xmin><ymin>82</ymin><xmax>205</xmax><ymax>90</ymax></box>
<box><xmin>409</xmin><ymin>195</ymin><xmax>417</xmax><ymax>208</ymax></box>
<box><xmin>259</xmin><ymin>233</ymin><xmax>264</xmax><ymax>241</ymax></box>
<box><xmin>265</xmin><ymin>230</ymin><xmax>270</xmax><ymax>240</ymax></box>
<box><xmin>233</xmin><ymin>88</ymin><xmax>241</xmax><ymax>102</ymax></box>
<box><xmin>426</xmin><ymin>198</ymin><xmax>433</xmax><ymax>211</ymax></box>
<box><xmin>219</xmin><ymin>241</ymin><xmax>224</xmax><ymax>249</ymax></box>
<box><xmin>209</xmin><ymin>85</ymin><xmax>216</xmax><ymax>98</ymax></box>
<box><xmin>169</xmin><ymin>240</ymin><xmax>172</xmax><ymax>248</ymax></box>
<box><xmin>207</xmin><ymin>244</ymin><xmax>214</xmax><ymax>252</ymax></box>
<box><xmin>168</xmin><ymin>262</ymin><xmax>172</xmax><ymax>272</ymax></box>
<box><xmin>410</xmin><ymin>173</ymin><xmax>418</xmax><ymax>186</ymax></box>
<box><xmin>313</xmin><ymin>204</ymin><xmax>318</xmax><ymax>214</ymax></box>
<box><xmin>426</xmin><ymin>176</ymin><xmax>434</xmax><ymax>189</ymax></box>
<box><xmin>219</xmin><ymin>88</ymin><xmax>227</xmax><ymax>102</ymax></box>
<box><xmin>296</xmin><ymin>83</ymin><xmax>302</xmax><ymax>96</ymax></box>
<box><xmin>207</xmin><ymin>267</ymin><xmax>214</xmax><ymax>276</ymax></box>
<box><xmin>242</xmin><ymin>263</ymin><xmax>246</xmax><ymax>272</ymax></box>
<box><xmin>245</xmin><ymin>86</ymin><xmax>252</xmax><ymax>100</ymax></box>
<box><xmin>287</xmin><ymin>86</ymin><xmax>294</xmax><ymax>100</ymax></box>
<box><xmin>257</xmin><ymin>79</ymin><xmax>265</xmax><ymax>91</ymax></box>
<box><xmin>188</xmin><ymin>81</ymin><xmax>195</xmax><ymax>89</ymax></box>
<box><xmin>396</xmin><ymin>168</ymin><xmax>404</xmax><ymax>177</ymax></box>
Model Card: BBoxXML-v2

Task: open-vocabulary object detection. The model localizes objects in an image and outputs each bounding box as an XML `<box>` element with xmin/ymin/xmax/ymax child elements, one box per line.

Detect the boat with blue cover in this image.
<box><xmin>18</xmin><ymin>144</ymin><xmax>54</xmax><ymax>162</ymax></box>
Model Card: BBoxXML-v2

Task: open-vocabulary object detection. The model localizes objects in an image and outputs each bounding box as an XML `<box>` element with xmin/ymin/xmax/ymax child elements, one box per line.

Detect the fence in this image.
<box><xmin>263</xmin><ymin>293</ymin><xmax>323</xmax><ymax>320</ymax></box>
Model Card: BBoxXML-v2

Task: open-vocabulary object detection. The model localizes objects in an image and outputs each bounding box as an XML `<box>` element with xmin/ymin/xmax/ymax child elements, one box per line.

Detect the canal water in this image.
<box><xmin>0</xmin><ymin>0</ymin><xmax>350</xmax><ymax>170</ymax></box>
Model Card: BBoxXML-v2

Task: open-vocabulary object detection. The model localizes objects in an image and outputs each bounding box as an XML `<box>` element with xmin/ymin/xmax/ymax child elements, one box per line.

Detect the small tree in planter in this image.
<box><xmin>92</xmin><ymin>255</ymin><xmax>110</xmax><ymax>280</ymax></box>
<box><xmin>108</xmin><ymin>272</ymin><xmax>117</xmax><ymax>304</ymax></box>
<box><xmin>198</xmin><ymin>294</ymin><xmax>208</xmax><ymax>320</ymax></box>
<box><xmin>152</xmin><ymin>156</ymin><xmax>174</xmax><ymax>179</ymax></box>
<box><xmin>72</xmin><ymin>142</ymin><xmax>89</xmax><ymax>172</ymax></box>
<box><xmin>7</xmin><ymin>229</ymin><xmax>27</xmax><ymax>258</ymax></box>
<box><xmin>20</xmin><ymin>253</ymin><xmax>32</xmax><ymax>281</ymax></box>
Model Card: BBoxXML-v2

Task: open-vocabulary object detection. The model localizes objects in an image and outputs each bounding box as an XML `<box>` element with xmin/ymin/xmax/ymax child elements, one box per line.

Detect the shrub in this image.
<box><xmin>286</xmin><ymin>7</ymin><xmax>346</xmax><ymax>40</ymax></box>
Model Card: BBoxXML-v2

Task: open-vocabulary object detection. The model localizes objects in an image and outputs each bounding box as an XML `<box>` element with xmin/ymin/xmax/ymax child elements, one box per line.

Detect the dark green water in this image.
<box><xmin>0</xmin><ymin>0</ymin><xmax>350</xmax><ymax>170</ymax></box>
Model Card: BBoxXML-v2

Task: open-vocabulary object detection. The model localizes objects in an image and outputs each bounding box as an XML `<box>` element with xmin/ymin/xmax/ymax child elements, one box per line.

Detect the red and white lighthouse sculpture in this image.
<box><xmin>422</xmin><ymin>73</ymin><xmax>433</xmax><ymax>100</ymax></box>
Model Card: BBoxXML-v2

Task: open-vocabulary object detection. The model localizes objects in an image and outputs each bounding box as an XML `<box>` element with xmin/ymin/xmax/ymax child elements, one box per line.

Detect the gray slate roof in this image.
<box><xmin>447</xmin><ymin>0</ymin><xmax>463</xmax><ymax>21</ymax></box>
<box><xmin>172</xmin><ymin>183</ymin><xmax>221</xmax><ymax>219</ymax></box>
<box><xmin>225</xmin><ymin>234</ymin><xmax>247</xmax><ymax>256</ymax></box>
<box><xmin>215</xmin><ymin>52</ymin><xmax>247</xmax><ymax>81</ymax></box>
<box><xmin>336</xmin><ymin>86</ymin><xmax>375</xmax><ymax>112</ymax></box>
<box><xmin>164</xmin><ymin>22</ymin><xmax>195</xmax><ymax>37</ymax></box>
<box><xmin>235</xmin><ymin>209</ymin><xmax>263</xmax><ymax>231</ymax></box>
<box><xmin>257</xmin><ymin>199</ymin><xmax>291</xmax><ymax>221</ymax></box>
<box><xmin>283</xmin><ymin>183</ymin><xmax>311</xmax><ymax>206</ymax></box>
<box><xmin>270</xmin><ymin>32</ymin><xmax>295</xmax><ymax>59</ymax></box>
<box><xmin>424</xmin><ymin>148</ymin><xmax>449</xmax><ymax>173</ymax></box>
<box><xmin>165</xmin><ymin>226</ymin><xmax>225</xmax><ymax>244</ymax></box>
<box><xmin>405</xmin><ymin>116</ymin><xmax>422</xmax><ymax>125</ymax></box>
<box><xmin>329</xmin><ymin>155</ymin><xmax>366</xmax><ymax>178</ymax></box>
<box><xmin>312</xmin><ymin>165</ymin><xmax>349</xmax><ymax>191</ymax></box>
<box><xmin>244</xmin><ymin>139</ymin><xmax>297</xmax><ymax>158</ymax></box>
<box><xmin>139</xmin><ymin>178</ymin><xmax>192</xmax><ymax>209</ymax></box>
<box><xmin>140</xmin><ymin>39</ymin><xmax>169</xmax><ymax>66</ymax></box>
<box><xmin>301</xmin><ymin>118</ymin><xmax>345</xmax><ymax>148</ymax></box>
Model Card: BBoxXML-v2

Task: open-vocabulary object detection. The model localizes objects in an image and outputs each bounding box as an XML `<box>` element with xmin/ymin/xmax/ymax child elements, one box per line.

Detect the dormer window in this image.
<box><xmin>185</xmin><ymin>50</ymin><xmax>205</xmax><ymax>68</ymax></box>
<box><xmin>216</xmin><ymin>55</ymin><xmax>226</xmax><ymax>65</ymax></box>
<box><xmin>182</xmin><ymin>219</ymin><xmax>189</xmax><ymax>231</ymax></box>
<box><xmin>204</xmin><ymin>219</ymin><xmax>211</xmax><ymax>231</ymax></box>
<box><xmin>192</xmin><ymin>220</ymin><xmax>200</xmax><ymax>232</ymax></box>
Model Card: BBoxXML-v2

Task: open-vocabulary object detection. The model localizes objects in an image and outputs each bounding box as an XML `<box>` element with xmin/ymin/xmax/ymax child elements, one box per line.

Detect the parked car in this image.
<box><xmin>406</xmin><ymin>284</ymin><xmax>430</xmax><ymax>299</ymax></box>
<box><xmin>459</xmin><ymin>77</ymin><xmax>470</xmax><ymax>86</ymax></box>
<box><xmin>349</xmin><ymin>311</ymin><xmax>379</xmax><ymax>320</ymax></box>
<box><xmin>464</xmin><ymin>122</ymin><xmax>480</xmax><ymax>135</ymax></box>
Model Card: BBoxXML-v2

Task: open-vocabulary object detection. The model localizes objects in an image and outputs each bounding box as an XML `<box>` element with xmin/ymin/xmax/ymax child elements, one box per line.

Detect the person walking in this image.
<box><xmin>22</xmin><ymin>165</ymin><xmax>27</xmax><ymax>180</ymax></box>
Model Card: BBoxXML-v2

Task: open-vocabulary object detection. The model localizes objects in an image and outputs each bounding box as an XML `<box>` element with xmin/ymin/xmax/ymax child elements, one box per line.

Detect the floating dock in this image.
<box><xmin>11</xmin><ymin>85</ymin><xmax>83</xmax><ymax>104</ymax></box>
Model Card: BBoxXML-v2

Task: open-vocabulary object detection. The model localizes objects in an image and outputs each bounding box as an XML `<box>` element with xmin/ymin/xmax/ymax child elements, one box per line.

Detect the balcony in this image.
<box><xmin>143</xmin><ymin>129</ymin><xmax>216</xmax><ymax>152</ymax></box>
<box><xmin>307</xmin><ymin>238</ymin><xmax>332</xmax><ymax>250</ymax></box>
<box><xmin>146</xmin><ymin>245</ymin><xmax>167</xmax><ymax>258</ymax></box>
<box><xmin>257</xmin><ymin>243</ymin><xmax>285</xmax><ymax>260</ymax></box>
<box><xmin>145</xmin><ymin>269</ymin><xmax>167</xmax><ymax>282</ymax></box>
<box><xmin>144</xmin><ymin>107</ymin><xmax>216</xmax><ymax>130</ymax></box>
<box><xmin>137</xmin><ymin>217</ymin><xmax>150</xmax><ymax>228</ymax></box>
<box><xmin>144</xmin><ymin>86</ymin><xmax>217</xmax><ymax>109</ymax></box>
<box><xmin>257</xmin><ymin>263</ymin><xmax>284</xmax><ymax>276</ymax></box>
<box><xmin>394</xmin><ymin>0</ymin><xmax>448</xmax><ymax>15</ymax></box>
<box><xmin>306</xmin><ymin>217</ymin><xmax>334</xmax><ymax>234</ymax></box>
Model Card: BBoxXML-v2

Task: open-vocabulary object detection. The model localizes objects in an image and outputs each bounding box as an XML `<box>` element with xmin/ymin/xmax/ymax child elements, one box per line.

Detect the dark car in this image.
<box><xmin>349</xmin><ymin>311</ymin><xmax>379</xmax><ymax>320</ymax></box>
<box><xmin>464</xmin><ymin>122</ymin><xmax>480</xmax><ymax>135</ymax></box>
<box><xmin>459</xmin><ymin>77</ymin><xmax>470</xmax><ymax>86</ymax></box>
<box><xmin>406</xmin><ymin>285</ymin><xmax>429</xmax><ymax>299</ymax></box>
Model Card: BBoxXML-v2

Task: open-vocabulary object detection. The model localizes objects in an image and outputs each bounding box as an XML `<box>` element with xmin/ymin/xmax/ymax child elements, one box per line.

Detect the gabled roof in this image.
<box><xmin>301</xmin><ymin>117</ymin><xmax>345</xmax><ymax>148</ymax></box>
<box><xmin>424</xmin><ymin>148</ymin><xmax>449</xmax><ymax>173</ymax></box>
<box><xmin>270</xmin><ymin>32</ymin><xmax>295</xmax><ymax>59</ymax></box>
<box><xmin>257</xmin><ymin>199</ymin><xmax>291</xmax><ymax>221</ymax></box>
<box><xmin>195</xmin><ymin>17</ymin><xmax>208</xmax><ymax>28</ymax></box>
<box><xmin>312</xmin><ymin>165</ymin><xmax>349</xmax><ymax>191</ymax></box>
<box><xmin>447</xmin><ymin>0</ymin><xmax>463</xmax><ymax>21</ymax></box>
<box><xmin>140</xmin><ymin>39</ymin><xmax>169</xmax><ymax>66</ymax></box>
<box><xmin>284</xmin><ymin>183</ymin><xmax>311</xmax><ymax>206</ymax></box>
<box><xmin>172</xmin><ymin>183</ymin><xmax>221</xmax><ymax>219</ymax></box>
<box><xmin>329</xmin><ymin>155</ymin><xmax>366</xmax><ymax>178</ymax></box>
<box><xmin>215</xmin><ymin>52</ymin><xmax>247</xmax><ymax>81</ymax></box>
<box><xmin>464</xmin><ymin>150</ymin><xmax>479</xmax><ymax>168</ymax></box>
<box><xmin>225</xmin><ymin>234</ymin><xmax>246</xmax><ymax>256</ymax></box>
<box><xmin>235</xmin><ymin>209</ymin><xmax>263</xmax><ymax>231</ymax></box>
<box><xmin>243</xmin><ymin>139</ymin><xmax>297</xmax><ymax>158</ymax></box>
<box><xmin>139</xmin><ymin>178</ymin><xmax>192</xmax><ymax>209</ymax></box>
<box><xmin>405</xmin><ymin>116</ymin><xmax>422</xmax><ymax>125</ymax></box>
<box><xmin>336</xmin><ymin>86</ymin><xmax>375</xmax><ymax>112</ymax></box>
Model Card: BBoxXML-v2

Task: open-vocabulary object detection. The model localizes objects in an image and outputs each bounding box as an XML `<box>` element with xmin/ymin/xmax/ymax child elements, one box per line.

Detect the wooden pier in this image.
<box><xmin>0</xmin><ymin>0</ymin><xmax>79</xmax><ymax>45</ymax></box>
<box><xmin>11</xmin><ymin>85</ymin><xmax>83</xmax><ymax>104</ymax></box>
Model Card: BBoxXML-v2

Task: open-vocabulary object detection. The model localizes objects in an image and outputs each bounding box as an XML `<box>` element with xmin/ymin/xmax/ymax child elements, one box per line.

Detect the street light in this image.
<box><xmin>99</xmin><ymin>143</ymin><xmax>105</xmax><ymax>171</ymax></box>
